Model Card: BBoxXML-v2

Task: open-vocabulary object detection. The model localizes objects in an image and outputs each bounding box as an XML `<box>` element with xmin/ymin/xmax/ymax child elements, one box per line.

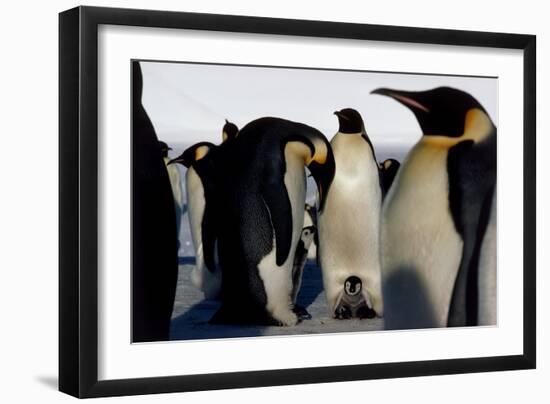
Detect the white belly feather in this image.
<box><xmin>381</xmin><ymin>140</ymin><xmax>463</xmax><ymax>327</ymax></box>
<box><xmin>186</xmin><ymin>166</ymin><xmax>221</xmax><ymax>299</ymax></box>
<box><xmin>257</xmin><ymin>150</ymin><xmax>306</xmax><ymax>326</ymax></box>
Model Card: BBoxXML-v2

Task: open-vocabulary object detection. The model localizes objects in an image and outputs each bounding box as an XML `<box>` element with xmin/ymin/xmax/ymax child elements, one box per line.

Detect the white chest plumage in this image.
<box><xmin>186</xmin><ymin>166</ymin><xmax>221</xmax><ymax>299</ymax></box>
<box><xmin>381</xmin><ymin>139</ymin><xmax>463</xmax><ymax>327</ymax></box>
<box><xmin>318</xmin><ymin>132</ymin><xmax>383</xmax><ymax>314</ymax></box>
<box><xmin>256</xmin><ymin>147</ymin><xmax>307</xmax><ymax>326</ymax></box>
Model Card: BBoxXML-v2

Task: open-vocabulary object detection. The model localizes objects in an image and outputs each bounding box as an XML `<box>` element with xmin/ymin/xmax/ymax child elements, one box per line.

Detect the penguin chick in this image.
<box><xmin>291</xmin><ymin>225</ymin><xmax>316</xmax><ymax>320</ymax></box>
<box><xmin>334</xmin><ymin>276</ymin><xmax>376</xmax><ymax>319</ymax></box>
<box><xmin>318</xmin><ymin>108</ymin><xmax>384</xmax><ymax>319</ymax></box>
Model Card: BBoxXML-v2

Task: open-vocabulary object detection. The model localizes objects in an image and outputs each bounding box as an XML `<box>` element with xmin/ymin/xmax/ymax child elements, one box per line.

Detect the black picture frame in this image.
<box><xmin>59</xmin><ymin>5</ymin><xmax>536</xmax><ymax>398</ymax></box>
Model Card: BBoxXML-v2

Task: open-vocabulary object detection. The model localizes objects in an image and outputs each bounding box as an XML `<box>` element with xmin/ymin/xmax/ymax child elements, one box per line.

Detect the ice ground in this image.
<box><xmin>170</xmin><ymin>258</ymin><xmax>384</xmax><ymax>340</ymax></box>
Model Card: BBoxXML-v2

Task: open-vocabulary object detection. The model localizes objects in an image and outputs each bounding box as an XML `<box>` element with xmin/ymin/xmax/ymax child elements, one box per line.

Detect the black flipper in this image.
<box><xmin>447</xmin><ymin>132</ymin><xmax>496</xmax><ymax>327</ymax></box>
<box><xmin>260</xmin><ymin>158</ymin><xmax>294</xmax><ymax>267</ymax></box>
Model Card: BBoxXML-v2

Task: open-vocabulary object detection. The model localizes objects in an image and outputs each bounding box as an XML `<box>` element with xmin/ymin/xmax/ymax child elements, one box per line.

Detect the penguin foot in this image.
<box><xmin>334</xmin><ymin>305</ymin><xmax>352</xmax><ymax>320</ymax></box>
<box><xmin>357</xmin><ymin>305</ymin><xmax>376</xmax><ymax>319</ymax></box>
<box><xmin>293</xmin><ymin>305</ymin><xmax>312</xmax><ymax>320</ymax></box>
<box><xmin>271</xmin><ymin>309</ymin><xmax>299</xmax><ymax>326</ymax></box>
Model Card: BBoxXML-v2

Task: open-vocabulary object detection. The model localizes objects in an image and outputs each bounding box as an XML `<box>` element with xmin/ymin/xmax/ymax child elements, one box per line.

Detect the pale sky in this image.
<box><xmin>140</xmin><ymin>61</ymin><xmax>497</xmax><ymax>151</ymax></box>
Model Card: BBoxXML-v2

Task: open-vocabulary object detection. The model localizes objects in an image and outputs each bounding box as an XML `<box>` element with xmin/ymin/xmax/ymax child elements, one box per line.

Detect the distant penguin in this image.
<box><xmin>318</xmin><ymin>108</ymin><xmax>384</xmax><ymax>319</ymax></box>
<box><xmin>211</xmin><ymin>117</ymin><xmax>335</xmax><ymax>326</ymax></box>
<box><xmin>160</xmin><ymin>141</ymin><xmax>184</xmax><ymax>248</ymax></box>
<box><xmin>379</xmin><ymin>158</ymin><xmax>401</xmax><ymax>197</ymax></box>
<box><xmin>168</xmin><ymin>141</ymin><xmax>221</xmax><ymax>299</ymax></box>
<box><xmin>291</xmin><ymin>225</ymin><xmax>316</xmax><ymax>315</ymax></box>
<box><xmin>372</xmin><ymin>86</ymin><xmax>496</xmax><ymax>329</ymax></box>
<box><xmin>222</xmin><ymin>119</ymin><xmax>239</xmax><ymax>142</ymax></box>
<box><xmin>131</xmin><ymin>62</ymin><xmax>178</xmax><ymax>342</ymax></box>
<box><xmin>303</xmin><ymin>204</ymin><xmax>318</xmax><ymax>260</ymax></box>
<box><xmin>334</xmin><ymin>276</ymin><xmax>377</xmax><ymax>319</ymax></box>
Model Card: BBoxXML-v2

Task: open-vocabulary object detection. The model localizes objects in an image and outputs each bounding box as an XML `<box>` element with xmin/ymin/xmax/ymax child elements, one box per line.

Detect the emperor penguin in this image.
<box><xmin>372</xmin><ymin>86</ymin><xmax>496</xmax><ymax>329</ymax></box>
<box><xmin>131</xmin><ymin>62</ymin><xmax>178</xmax><ymax>342</ymax></box>
<box><xmin>290</xmin><ymin>225</ymin><xmax>316</xmax><ymax>315</ymax></box>
<box><xmin>168</xmin><ymin>142</ymin><xmax>221</xmax><ymax>299</ymax></box>
<box><xmin>379</xmin><ymin>158</ymin><xmax>401</xmax><ymax>197</ymax></box>
<box><xmin>334</xmin><ymin>276</ymin><xmax>377</xmax><ymax>319</ymax></box>
<box><xmin>222</xmin><ymin>119</ymin><xmax>239</xmax><ymax>142</ymax></box>
<box><xmin>160</xmin><ymin>141</ymin><xmax>184</xmax><ymax>248</ymax></box>
<box><xmin>303</xmin><ymin>204</ymin><xmax>318</xmax><ymax>260</ymax></box>
<box><xmin>317</xmin><ymin>108</ymin><xmax>384</xmax><ymax>319</ymax></box>
<box><xmin>211</xmin><ymin>117</ymin><xmax>335</xmax><ymax>326</ymax></box>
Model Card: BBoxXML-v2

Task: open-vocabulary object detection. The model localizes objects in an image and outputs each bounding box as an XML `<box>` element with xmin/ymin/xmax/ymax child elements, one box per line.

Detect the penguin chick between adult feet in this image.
<box><xmin>211</xmin><ymin>117</ymin><xmax>335</xmax><ymax>326</ymax></box>
<box><xmin>318</xmin><ymin>108</ymin><xmax>384</xmax><ymax>319</ymax></box>
<box><xmin>334</xmin><ymin>276</ymin><xmax>377</xmax><ymax>319</ymax></box>
<box><xmin>372</xmin><ymin>86</ymin><xmax>496</xmax><ymax>329</ymax></box>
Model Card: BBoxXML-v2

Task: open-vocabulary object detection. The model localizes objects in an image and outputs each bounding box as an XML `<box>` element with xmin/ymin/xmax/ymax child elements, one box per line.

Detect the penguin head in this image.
<box><xmin>222</xmin><ymin>119</ymin><xmax>239</xmax><ymax>142</ymax></box>
<box><xmin>382</xmin><ymin>158</ymin><xmax>399</xmax><ymax>171</ymax></box>
<box><xmin>303</xmin><ymin>137</ymin><xmax>335</xmax><ymax>214</ymax></box>
<box><xmin>334</xmin><ymin>108</ymin><xmax>365</xmax><ymax>134</ymax></box>
<box><xmin>300</xmin><ymin>225</ymin><xmax>316</xmax><ymax>243</ymax></box>
<box><xmin>344</xmin><ymin>276</ymin><xmax>362</xmax><ymax>296</ymax></box>
<box><xmin>371</xmin><ymin>86</ymin><xmax>492</xmax><ymax>138</ymax></box>
<box><xmin>167</xmin><ymin>142</ymin><xmax>215</xmax><ymax>168</ymax></box>
<box><xmin>158</xmin><ymin>141</ymin><xmax>172</xmax><ymax>158</ymax></box>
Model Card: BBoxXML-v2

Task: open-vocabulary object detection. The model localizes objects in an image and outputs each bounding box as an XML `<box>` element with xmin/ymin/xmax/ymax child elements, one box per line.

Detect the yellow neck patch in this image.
<box><xmin>422</xmin><ymin>108</ymin><xmax>494</xmax><ymax>148</ymax></box>
<box><xmin>195</xmin><ymin>145</ymin><xmax>211</xmax><ymax>161</ymax></box>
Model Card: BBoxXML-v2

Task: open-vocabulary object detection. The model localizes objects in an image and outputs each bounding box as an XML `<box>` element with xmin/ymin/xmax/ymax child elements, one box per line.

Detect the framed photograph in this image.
<box><xmin>59</xmin><ymin>6</ymin><xmax>536</xmax><ymax>398</ymax></box>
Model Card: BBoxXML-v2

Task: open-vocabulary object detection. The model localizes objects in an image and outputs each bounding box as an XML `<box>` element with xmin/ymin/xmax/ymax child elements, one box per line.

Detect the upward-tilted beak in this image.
<box><xmin>371</xmin><ymin>88</ymin><xmax>430</xmax><ymax>113</ymax></box>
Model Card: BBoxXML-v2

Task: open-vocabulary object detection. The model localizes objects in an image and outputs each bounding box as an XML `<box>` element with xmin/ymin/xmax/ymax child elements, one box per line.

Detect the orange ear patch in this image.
<box><xmin>195</xmin><ymin>145</ymin><xmax>211</xmax><ymax>161</ymax></box>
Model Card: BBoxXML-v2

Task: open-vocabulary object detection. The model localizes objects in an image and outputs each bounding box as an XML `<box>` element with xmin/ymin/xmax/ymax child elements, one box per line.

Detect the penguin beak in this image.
<box><xmin>371</xmin><ymin>88</ymin><xmax>430</xmax><ymax>113</ymax></box>
<box><xmin>307</xmin><ymin>145</ymin><xmax>335</xmax><ymax>214</ymax></box>
<box><xmin>333</xmin><ymin>110</ymin><xmax>348</xmax><ymax>120</ymax></box>
<box><xmin>167</xmin><ymin>157</ymin><xmax>187</xmax><ymax>167</ymax></box>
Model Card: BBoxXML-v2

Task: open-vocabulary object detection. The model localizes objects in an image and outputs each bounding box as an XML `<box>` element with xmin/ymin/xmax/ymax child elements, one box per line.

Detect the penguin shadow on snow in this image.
<box><xmin>382</xmin><ymin>268</ymin><xmax>438</xmax><ymax>330</ymax></box>
<box><xmin>169</xmin><ymin>258</ymin><xmax>324</xmax><ymax>340</ymax></box>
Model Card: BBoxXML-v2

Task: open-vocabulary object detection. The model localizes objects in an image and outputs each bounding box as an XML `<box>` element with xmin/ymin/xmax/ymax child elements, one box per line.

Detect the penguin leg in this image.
<box><xmin>334</xmin><ymin>305</ymin><xmax>352</xmax><ymax>320</ymax></box>
<box><xmin>356</xmin><ymin>304</ymin><xmax>377</xmax><ymax>319</ymax></box>
<box><xmin>257</xmin><ymin>262</ymin><xmax>298</xmax><ymax>326</ymax></box>
<box><xmin>293</xmin><ymin>305</ymin><xmax>312</xmax><ymax>320</ymax></box>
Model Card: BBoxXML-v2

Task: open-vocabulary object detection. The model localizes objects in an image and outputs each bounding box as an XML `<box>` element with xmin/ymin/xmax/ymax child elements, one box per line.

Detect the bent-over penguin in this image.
<box><xmin>211</xmin><ymin>117</ymin><xmax>335</xmax><ymax>326</ymax></box>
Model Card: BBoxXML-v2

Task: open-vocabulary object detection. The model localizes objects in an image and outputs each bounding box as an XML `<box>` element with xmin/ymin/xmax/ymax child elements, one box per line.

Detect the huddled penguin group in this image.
<box><xmin>150</xmin><ymin>72</ymin><xmax>496</xmax><ymax>330</ymax></box>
